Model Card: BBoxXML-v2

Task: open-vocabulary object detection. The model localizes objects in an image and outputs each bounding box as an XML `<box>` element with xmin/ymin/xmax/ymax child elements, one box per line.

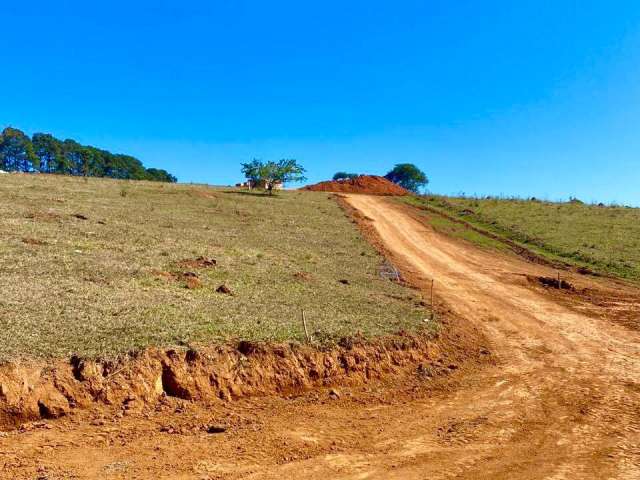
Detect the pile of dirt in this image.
<box><xmin>177</xmin><ymin>257</ymin><xmax>217</xmax><ymax>269</ymax></box>
<box><xmin>303</xmin><ymin>175</ymin><xmax>410</xmax><ymax>196</ymax></box>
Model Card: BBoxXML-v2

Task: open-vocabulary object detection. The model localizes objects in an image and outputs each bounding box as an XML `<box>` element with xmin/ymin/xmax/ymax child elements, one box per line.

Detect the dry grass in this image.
<box><xmin>0</xmin><ymin>174</ymin><xmax>428</xmax><ymax>360</ymax></box>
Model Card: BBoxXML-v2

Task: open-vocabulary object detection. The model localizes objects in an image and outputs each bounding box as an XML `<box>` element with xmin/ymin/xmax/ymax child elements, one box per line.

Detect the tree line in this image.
<box><xmin>0</xmin><ymin>127</ymin><xmax>176</xmax><ymax>182</ymax></box>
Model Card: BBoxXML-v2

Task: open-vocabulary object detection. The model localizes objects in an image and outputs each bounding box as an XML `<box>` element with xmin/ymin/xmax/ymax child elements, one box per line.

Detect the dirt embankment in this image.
<box><xmin>0</xmin><ymin>320</ymin><xmax>487</xmax><ymax>431</ymax></box>
<box><xmin>303</xmin><ymin>175</ymin><xmax>409</xmax><ymax>196</ymax></box>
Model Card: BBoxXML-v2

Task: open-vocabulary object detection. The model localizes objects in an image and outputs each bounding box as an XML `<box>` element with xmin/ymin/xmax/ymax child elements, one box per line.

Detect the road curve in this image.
<box><xmin>341</xmin><ymin>194</ymin><xmax>640</xmax><ymax>479</ymax></box>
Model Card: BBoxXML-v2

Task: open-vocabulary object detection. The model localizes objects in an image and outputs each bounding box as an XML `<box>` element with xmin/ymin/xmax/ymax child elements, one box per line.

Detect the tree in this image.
<box><xmin>1</xmin><ymin>125</ymin><xmax>177</xmax><ymax>182</ymax></box>
<box><xmin>384</xmin><ymin>163</ymin><xmax>428</xmax><ymax>193</ymax></box>
<box><xmin>62</xmin><ymin>139</ymin><xmax>85</xmax><ymax>175</ymax></box>
<box><xmin>145</xmin><ymin>168</ymin><xmax>177</xmax><ymax>183</ymax></box>
<box><xmin>32</xmin><ymin>133</ymin><xmax>64</xmax><ymax>173</ymax></box>
<box><xmin>332</xmin><ymin>172</ymin><xmax>359</xmax><ymax>181</ymax></box>
<box><xmin>241</xmin><ymin>158</ymin><xmax>306</xmax><ymax>194</ymax></box>
<box><xmin>0</xmin><ymin>127</ymin><xmax>38</xmax><ymax>172</ymax></box>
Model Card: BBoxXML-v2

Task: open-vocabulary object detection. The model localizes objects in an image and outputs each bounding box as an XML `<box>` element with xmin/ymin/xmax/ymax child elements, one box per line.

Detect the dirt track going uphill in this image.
<box><xmin>342</xmin><ymin>194</ymin><xmax>640</xmax><ymax>479</ymax></box>
<box><xmin>2</xmin><ymin>195</ymin><xmax>640</xmax><ymax>479</ymax></box>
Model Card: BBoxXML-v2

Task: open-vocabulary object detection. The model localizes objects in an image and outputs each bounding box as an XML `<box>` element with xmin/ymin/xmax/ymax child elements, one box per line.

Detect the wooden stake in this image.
<box><xmin>430</xmin><ymin>279</ymin><xmax>435</xmax><ymax>320</ymax></box>
<box><xmin>557</xmin><ymin>271</ymin><xmax>561</xmax><ymax>289</ymax></box>
<box><xmin>302</xmin><ymin>309</ymin><xmax>311</xmax><ymax>343</ymax></box>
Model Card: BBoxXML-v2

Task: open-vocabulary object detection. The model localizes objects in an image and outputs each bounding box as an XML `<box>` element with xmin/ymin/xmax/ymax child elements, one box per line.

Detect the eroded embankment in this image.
<box><xmin>0</xmin><ymin>314</ymin><xmax>488</xmax><ymax>430</ymax></box>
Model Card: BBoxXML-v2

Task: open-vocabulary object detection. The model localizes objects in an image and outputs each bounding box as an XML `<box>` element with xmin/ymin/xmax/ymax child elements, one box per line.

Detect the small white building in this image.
<box><xmin>236</xmin><ymin>179</ymin><xmax>283</xmax><ymax>190</ymax></box>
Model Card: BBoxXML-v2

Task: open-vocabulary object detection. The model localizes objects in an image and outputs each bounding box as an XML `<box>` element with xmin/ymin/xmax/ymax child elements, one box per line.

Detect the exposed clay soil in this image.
<box><xmin>0</xmin><ymin>326</ymin><xmax>484</xmax><ymax>430</ymax></box>
<box><xmin>303</xmin><ymin>175</ymin><xmax>409</xmax><ymax>196</ymax></box>
<box><xmin>2</xmin><ymin>195</ymin><xmax>640</xmax><ymax>479</ymax></box>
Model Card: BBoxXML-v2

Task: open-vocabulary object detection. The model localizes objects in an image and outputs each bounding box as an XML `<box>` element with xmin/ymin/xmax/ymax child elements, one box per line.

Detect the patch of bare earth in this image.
<box><xmin>0</xmin><ymin>313</ymin><xmax>488</xmax><ymax>478</ymax></box>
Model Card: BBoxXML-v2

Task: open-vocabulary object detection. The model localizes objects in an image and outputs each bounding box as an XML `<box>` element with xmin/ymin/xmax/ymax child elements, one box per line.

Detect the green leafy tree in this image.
<box><xmin>332</xmin><ymin>172</ymin><xmax>359</xmax><ymax>180</ymax></box>
<box><xmin>384</xmin><ymin>163</ymin><xmax>429</xmax><ymax>193</ymax></box>
<box><xmin>0</xmin><ymin>127</ymin><xmax>38</xmax><ymax>172</ymax></box>
<box><xmin>1</xmin><ymin>125</ymin><xmax>177</xmax><ymax>182</ymax></box>
<box><xmin>62</xmin><ymin>139</ymin><xmax>85</xmax><ymax>175</ymax></box>
<box><xmin>32</xmin><ymin>133</ymin><xmax>64</xmax><ymax>173</ymax></box>
<box><xmin>145</xmin><ymin>168</ymin><xmax>177</xmax><ymax>182</ymax></box>
<box><xmin>241</xmin><ymin>158</ymin><xmax>306</xmax><ymax>194</ymax></box>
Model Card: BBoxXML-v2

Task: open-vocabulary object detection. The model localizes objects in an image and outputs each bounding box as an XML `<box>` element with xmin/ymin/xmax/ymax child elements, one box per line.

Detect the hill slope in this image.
<box><xmin>405</xmin><ymin>195</ymin><xmax>640</xmax><ymax>282</ymax></box>
<box><xmin>0</xmin><ymin>174</ymin><xmax>427</xmax><ymax>360</ymax></box>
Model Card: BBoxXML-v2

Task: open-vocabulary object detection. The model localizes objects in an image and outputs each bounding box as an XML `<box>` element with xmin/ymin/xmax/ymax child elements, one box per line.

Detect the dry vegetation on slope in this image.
<box><xmin>0</xmin><ymin>174</ymin><xmax>428</xmax><ymax>360</ymax></box>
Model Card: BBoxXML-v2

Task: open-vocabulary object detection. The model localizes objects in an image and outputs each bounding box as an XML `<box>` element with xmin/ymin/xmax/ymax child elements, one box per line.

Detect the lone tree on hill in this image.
<box><xmin>384</xmin><ymin>163</ymin><xmax>428</xmax><ymax>193</ymax></box>
<box><xmin>332</xmin><ymin>172</ymin><xmax>359</xmax><ymax>181</ymax></box>
<box><xmin>241</xmin><ymin>159</ymin><xmax>306</xmax><ymax>194</ymax></box>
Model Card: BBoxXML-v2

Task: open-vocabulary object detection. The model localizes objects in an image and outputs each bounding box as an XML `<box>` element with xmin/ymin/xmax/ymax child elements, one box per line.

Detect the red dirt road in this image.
<box><xmin>342</xmin><ymin>194</ymin><xmax>640</xmax><ymax>479</ymax></box>
<box><xmin>2</xmin><ymin>195</ymin><xmax>639</xmax><ymax>479</ymax></box>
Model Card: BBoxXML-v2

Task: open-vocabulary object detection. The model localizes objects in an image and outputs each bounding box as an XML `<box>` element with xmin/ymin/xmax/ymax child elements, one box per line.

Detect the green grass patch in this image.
<box><xmin>403</xmin><ymin>194</ymin><xmax>640</xmax><ymax>282</ymax></box>
<box><xmin>0</xmin><ymin>175</ymin><xmax>430</xmax><ymax>360</ymax></box>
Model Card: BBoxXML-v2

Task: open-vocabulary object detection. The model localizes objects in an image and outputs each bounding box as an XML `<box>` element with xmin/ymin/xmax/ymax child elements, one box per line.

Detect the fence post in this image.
<box><xmin>430</xmin><ymin>279</ymin><xmax>435</xmax><ymax>320</ymax></box>
<box><xmin>302</xmin><ymin>309</ymin><xmax>311</xmax><ymax>343</ymax></box>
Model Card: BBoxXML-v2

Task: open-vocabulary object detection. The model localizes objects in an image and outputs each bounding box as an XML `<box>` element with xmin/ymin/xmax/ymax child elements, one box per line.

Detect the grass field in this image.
<box><xmin>0</xmin><ymin>174</ymin><xmax>428</xmax><ymax>360</ymax></box>
<box><xmin>403</xmin><ymin>195</ymin><xmax>640</xmax><ymax>282</ymax></box>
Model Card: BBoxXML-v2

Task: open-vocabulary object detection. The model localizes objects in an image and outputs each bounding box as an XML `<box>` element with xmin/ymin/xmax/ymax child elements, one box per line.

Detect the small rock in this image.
<box><xmin>206</xmin><ymin>424</ymin><xmax>227</xmax><ymax>434</ymax></box>
<box><xmin>216</xmin><ymin>284</ymin><xmax>233</xmax><ymax>295</ymax></box>
<box><xmin>37</xmin><ymin>391</ymin><xmax>70</xmax><ymax>419</ymax></box>
<box><xmin>329</xmin><ymin>389</ymin><xmax>341</xmax><ymax>399</ymax></box>
<box><xmin>447</xmin><ymin>364</ymin><xmax>458</xmax><ymax>370</ymax></box>
<box><xmin>338</xmin><ymin>279</ymin><xmax>350</xmax><ymax>285</ymax></box>
<box><xmin>73</xmin><ymin>213</ymin><xmax>88</xmax><ymax>220</ymax></box>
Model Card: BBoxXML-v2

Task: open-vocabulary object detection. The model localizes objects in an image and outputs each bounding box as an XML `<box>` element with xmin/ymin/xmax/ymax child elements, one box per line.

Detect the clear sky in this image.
<box><xmin>2</xmin><ymin>1</ymin><xmax>640</xmax><ymax>204</ymax></box>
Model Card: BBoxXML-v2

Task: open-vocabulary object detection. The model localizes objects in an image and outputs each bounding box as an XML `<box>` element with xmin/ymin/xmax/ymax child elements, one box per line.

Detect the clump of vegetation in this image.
<box><xmin>333</xmin><ymin>172</ymin><xmax>360</xmax><ymax>181</ymax></box>
<box><xmin>384</xmin><ymin>163</ymin><xmax>429</xmax><ymax>193</ymax></box>
<box><xmin>404</xmin><ymin>195</ymin><xmax>640</xmax><ymax>282</ymax></box>
<box><xmin>240</xmin><ymin>158</ymin><xmax>306</xmax><ymax>194</ymax></box>
<box><xmin>0</xmin><ymin>174</ymin><xmax>428</xmax><ymax>360</ymax></box>
<box><xmin>0</xmin><ymin>126</ymin><xmax>176</xmax><ymax>182</ymax></box>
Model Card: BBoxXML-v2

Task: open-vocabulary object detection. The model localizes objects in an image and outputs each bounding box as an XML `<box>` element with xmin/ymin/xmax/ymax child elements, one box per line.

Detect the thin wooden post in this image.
<box><xmin>302</xmin><ymin>309</ymin><xmax>311</xmax><ymax>343</ymax></box>
<box><xmin>430</xmin><ymin>279</ymin><xmax>435</xmax><ymax>320</ymax></box>
<box><xmin>557</xmin><ymin>271</ymin><xmax>561</xmax><ymax>289</ymax></box>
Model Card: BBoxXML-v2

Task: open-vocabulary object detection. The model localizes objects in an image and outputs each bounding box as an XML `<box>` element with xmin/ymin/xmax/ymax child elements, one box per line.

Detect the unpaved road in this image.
<box><xmin>2</xmin><ymin>195</ymin><xmax>640</xmax><ymax>479</ymax></box>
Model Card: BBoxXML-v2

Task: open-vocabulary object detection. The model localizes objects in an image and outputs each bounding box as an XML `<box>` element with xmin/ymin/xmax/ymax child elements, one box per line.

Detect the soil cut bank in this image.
<box><xmin>303</xmin><ymin>175</ymin><xmax>410</xmax><ymax>195</ymax></box>
<box><xmin>0</xmin><ymin>323</ymin><xmax>485</xmax><ymax>431</ymax></box>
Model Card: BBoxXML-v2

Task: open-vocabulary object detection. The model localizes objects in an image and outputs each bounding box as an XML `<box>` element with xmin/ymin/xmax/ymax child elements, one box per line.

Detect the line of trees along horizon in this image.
<box><xmin>0</xmin><ymin>127</ymin><xmax>177</xmax><ymax>182</ymax></box>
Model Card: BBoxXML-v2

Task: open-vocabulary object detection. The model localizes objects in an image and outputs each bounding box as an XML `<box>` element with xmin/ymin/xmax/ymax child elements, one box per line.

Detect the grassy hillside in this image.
<box><xmin>0</xmin><ymin>174</ymin><xmax>428</xmax><ymax>360</ymax></box>
<box><xmin>403</xmin><ymin>195</ymin><xmax>640</xmax><ymax>282</ymax></box>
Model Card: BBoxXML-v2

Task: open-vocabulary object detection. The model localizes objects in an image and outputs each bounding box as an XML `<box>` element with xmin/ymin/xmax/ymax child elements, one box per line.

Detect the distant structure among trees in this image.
<box><xmin>240</xmin><ymin>159</ymin><xmax>306</xmax><ymax>194</ymax></box>
<box><xmin>0</xmin><ymin>127</ymin><xmax>176</xmax><ymax>182</ymax></box>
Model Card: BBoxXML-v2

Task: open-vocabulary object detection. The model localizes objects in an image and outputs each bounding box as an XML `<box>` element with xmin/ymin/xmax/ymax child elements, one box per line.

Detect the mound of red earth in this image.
<box><xmin>303</xmin><ymin>175</ymin><xmax>410</xmax><ymax>196</ymax></box>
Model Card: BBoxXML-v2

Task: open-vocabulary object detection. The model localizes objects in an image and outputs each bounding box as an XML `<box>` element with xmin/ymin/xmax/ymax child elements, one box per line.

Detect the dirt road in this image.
<box><xmin>2</xmin><ymin>195</ymin><xmax>639</xmax><ymax>479</ymax></box>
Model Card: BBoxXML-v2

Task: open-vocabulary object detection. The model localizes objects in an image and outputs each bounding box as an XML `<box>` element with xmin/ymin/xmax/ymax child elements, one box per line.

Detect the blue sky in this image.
<box><xmin>2</xmin><ymin>1</ymin><xmax>640</xmax><ymax>204</ymax></box>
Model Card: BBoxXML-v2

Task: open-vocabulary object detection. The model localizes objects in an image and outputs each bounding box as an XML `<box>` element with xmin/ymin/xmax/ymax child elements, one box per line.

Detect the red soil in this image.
<box><xmin>303</xmin><ymin>175</ymin><xmax>410</xmax><ymax>196</ymax></box>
